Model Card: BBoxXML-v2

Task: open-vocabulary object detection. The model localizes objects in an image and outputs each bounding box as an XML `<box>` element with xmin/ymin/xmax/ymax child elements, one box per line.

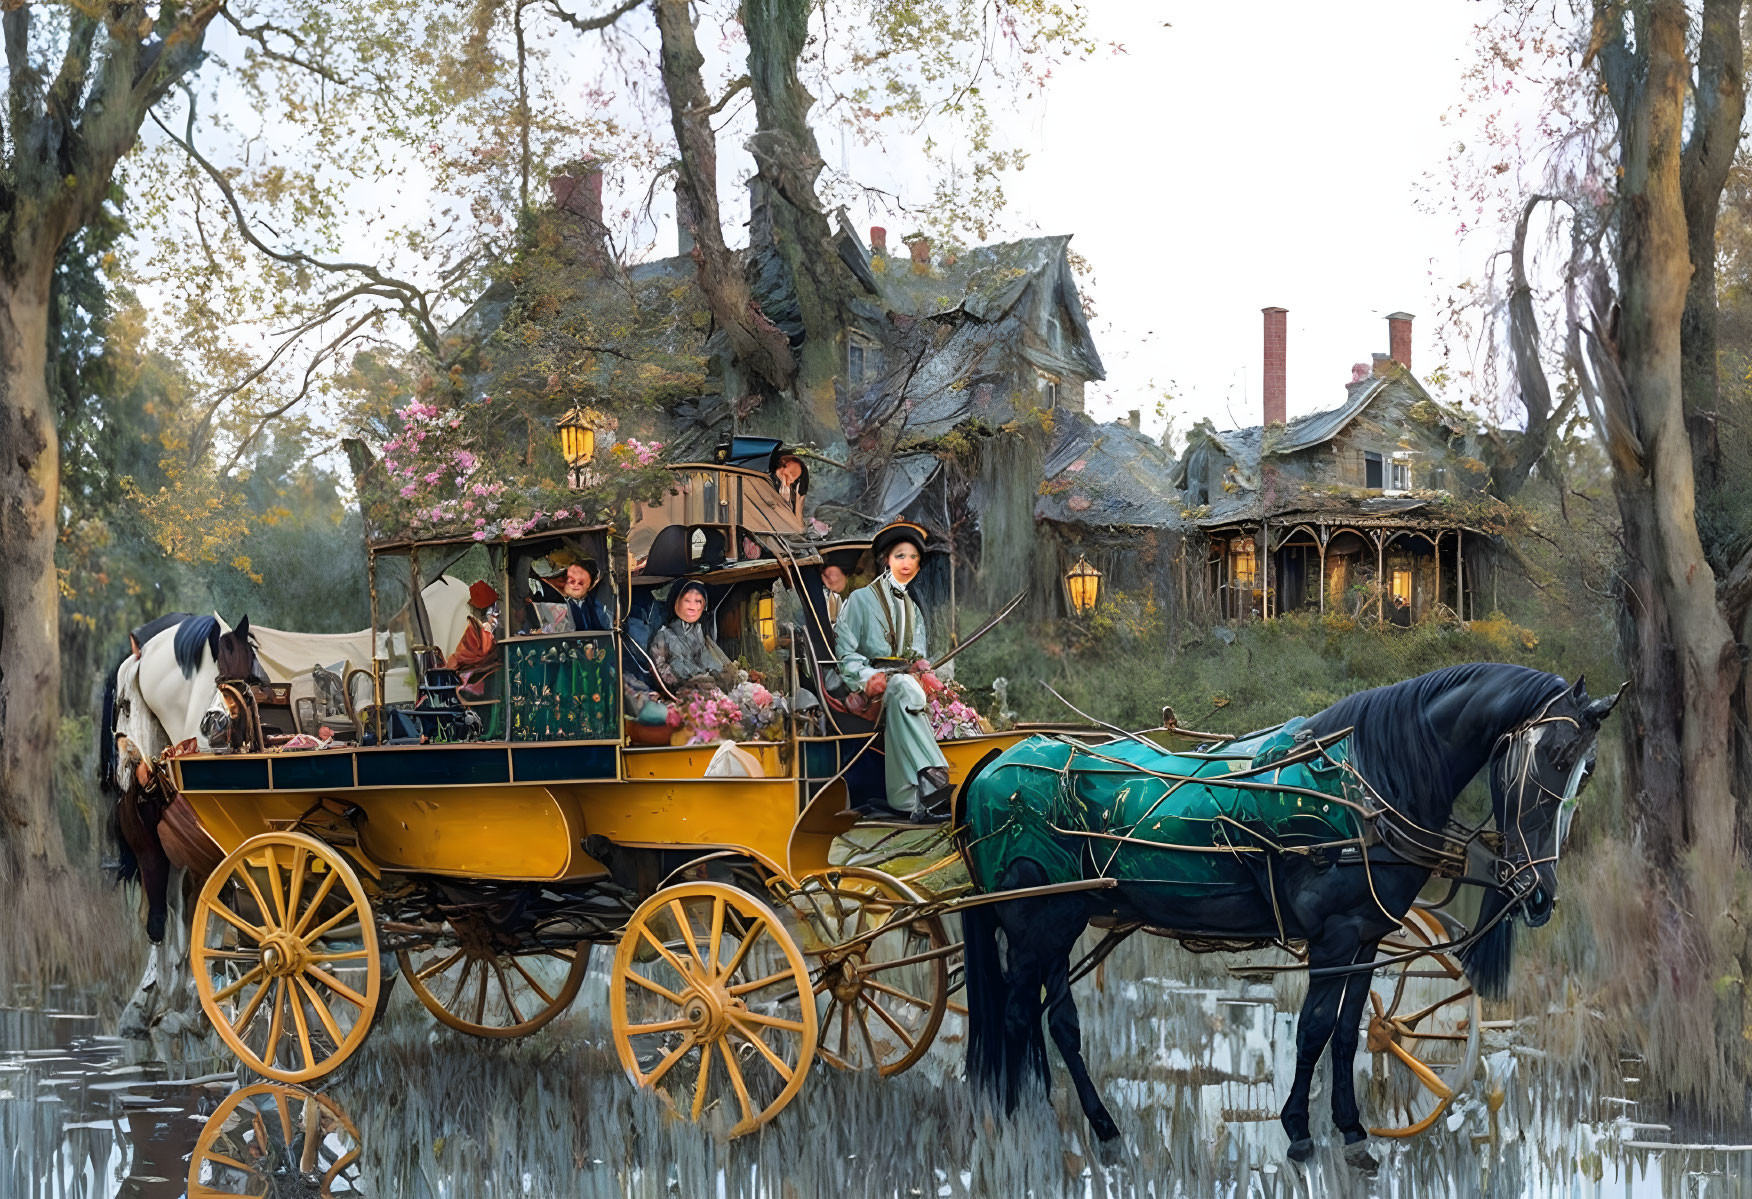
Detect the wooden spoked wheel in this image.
<box><xmin>398</xmin><ymin>919</ymin><xmax>590</xmax><ymax>1038</ymax></box>
<box><xmin>1358</xmin><ymin>906</ymin><xmax>1483</xmax><ymax>1138</ymax></box>
<box><xmin>610</xmin><ymin>882</ymin><xmax>818</xmax><ymax>1137</ymax></box>
<box><xmin>192</xmin><ymin>832</ymin><xmax>381</xmax><ymax>1084</ymax></box>
<box><xmin>780</xmin><ymin>867</ymin><xmax>949</xmax><ymax>1076</ymax></box>
<box><xmin>187</xmin><ymin>1082</ymin><xmax>363</xmax><ymax>1197</ymax></box>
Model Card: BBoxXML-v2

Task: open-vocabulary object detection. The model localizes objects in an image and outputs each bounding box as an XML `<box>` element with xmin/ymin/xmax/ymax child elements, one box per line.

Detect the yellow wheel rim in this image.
<box><xmin>611</xmin><ymin>881</ymin><xmax>817</xmax><ymax>1136</ymax></box>
<box><xmin>187</xmin><ymin>1082</ymin><xmax>362</xmax><ymax>1197</ymax></box>
<box><xmin>781</xmin><ymin>867</ymin><xmax>949</xmax><ymax>1077</ymax></box>
<box><xmin>399</xmin><ymin>924</ymin><xmax>590</xmax><ymax>1039</ymax></box>
<box><xmin>192</xmin><ymin>831</ymin><xmax>381</xmax><ymax>1084</ymax></box>
<box><xmin>1362</xmin><ymin>906</ymin><xmax>1482</xmax><ymax>1138</ymax></box>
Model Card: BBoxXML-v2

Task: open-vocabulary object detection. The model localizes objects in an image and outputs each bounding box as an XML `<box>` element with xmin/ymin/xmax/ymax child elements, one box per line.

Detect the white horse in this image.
<box><xmin>128</xmin><ymin>614</ymin><xmax>265</xmax><ymax>754</ymax></box>
<box><xmin>110</xmin><ymin>577</ymin><xmax>476</xmax><ymax>768</ymax></box>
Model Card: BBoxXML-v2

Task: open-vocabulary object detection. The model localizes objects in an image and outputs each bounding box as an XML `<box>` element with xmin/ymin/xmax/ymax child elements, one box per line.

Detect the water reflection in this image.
<box><xmin>7</xmin><ymin>928</ymin><xmax>1752</xmax><ymax>1197</ymax></box>
<box><xmin>187</xmin><ymin>1083</ymin><xmax>363</xmax><ymax>1197</ymax></box>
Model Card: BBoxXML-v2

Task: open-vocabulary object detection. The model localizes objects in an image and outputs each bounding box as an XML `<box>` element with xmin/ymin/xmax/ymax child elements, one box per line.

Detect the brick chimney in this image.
<box><xmin>1387</xmin><ymin>311</ymin><xmax>1413</xmax><ymax>369</ymax></box>
<box><xmin>908</xmin><ymin>236</ymin><xmax>931</xmax><ymax>273</ymax></box>
<box><xmin>551</xmin><ymin>164</ymin><xmax>604</xmax><ymax>225</ymax></box>
<box><xmin>1350</xmin><ymin>362</ymin><xmax>1371</xmax><ymax>384</ymax></box>
<box><xmin>1262</xmin><ymin>306</ymin><xmax>1287</xmax><ymax>427</ymax></box>
<box><xmin>1371</xmin><ymin>352</ymin><xmax>1393</xmax><ymax>377</ymax></box>
<box><xmin>870</xmin><ymin>226</ymin><xmax>887</xmax><ymax>255</ymax></box>
<box><xmin>551</xmin><ymin>160</ymin><xmax>608</xmax><ymax>266</ymax></box>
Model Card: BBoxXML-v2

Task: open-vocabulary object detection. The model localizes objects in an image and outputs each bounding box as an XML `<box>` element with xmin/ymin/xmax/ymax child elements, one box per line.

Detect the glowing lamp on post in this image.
<box><xmin>557</xmin><ymin>404</ymin><xmax>602</xmax><ymax>489</ymax></box>
<box><xmin>1065</xmin><ymin>554</ymin><xmax>1103</xmax><ymax>618</ymax></box>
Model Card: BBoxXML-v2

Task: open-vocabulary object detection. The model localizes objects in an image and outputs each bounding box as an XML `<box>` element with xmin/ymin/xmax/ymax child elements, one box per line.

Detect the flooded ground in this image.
<box><xmin>6</xmin><ymin>925</ymin><xmax>1749</xmax><ymax>1199</ymax></box>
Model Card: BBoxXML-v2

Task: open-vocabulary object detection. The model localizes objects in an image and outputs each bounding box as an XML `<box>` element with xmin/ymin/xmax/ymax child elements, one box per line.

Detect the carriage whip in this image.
<box><xmin>935</xmin><ymin>588</ymin><xmax>1025</xmax><ymax>670</ymax></box>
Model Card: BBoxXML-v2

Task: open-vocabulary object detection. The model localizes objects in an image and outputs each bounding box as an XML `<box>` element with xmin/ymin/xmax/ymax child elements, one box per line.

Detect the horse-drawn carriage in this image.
<box><xmin>113</xmin><ymin>445</ymin><xmax>1619</xmax><ymax>1157</ymax></box>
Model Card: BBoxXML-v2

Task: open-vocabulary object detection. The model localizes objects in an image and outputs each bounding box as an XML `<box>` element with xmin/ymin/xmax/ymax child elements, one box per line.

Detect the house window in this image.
<box><xmin>847</xmin><ymin>336</ymin><xmax>878</xmax><ymax>384</ymax></box>
<box><xmin>1391</xmin><ymin>569</ymin><xmax>1412</xmax><ymax>605</ymax></box>
<box><xmin>1428</xmin><ymin>465</ymin><xmax>1447</xmax><ymax>491</ymax></box>
<box><xmin>1036</xmin><ymin>372</ymin><xmax>1060</xmax><ymax>410</ymax></box>
<box><xmin>1364</xmin><ymin>451</ymin><xmax>1384</xmax><ymax>489</ymax></box>
<box><xmin>1044</xmin><ymin>310</ymin><xmax>1064</xmax><ymax>354</ymax></box>
<box><xmin>1389</xmin><ymin>461</ymin><xmax>1409</xmax><ymax>490</ymax></box>
<box><xmin>1230</xmin><ymin>540</ymin><xmax>1258</xmax><ymax>588</ymax></box>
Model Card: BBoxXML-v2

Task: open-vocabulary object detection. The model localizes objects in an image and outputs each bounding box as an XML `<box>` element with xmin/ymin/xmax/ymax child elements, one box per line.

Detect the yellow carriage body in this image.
<box><xmin>171</xmin><ymin>729</ymin><xmax>1033</xmax><ymax>886</ymax></box>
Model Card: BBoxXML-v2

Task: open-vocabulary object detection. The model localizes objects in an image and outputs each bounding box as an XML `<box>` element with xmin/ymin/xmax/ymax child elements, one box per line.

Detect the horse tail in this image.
<box><xmin>962</xmin><ymin>899</ymin><xmax>1010</xmax><ymax>1096</ymax></box>
<box><xmin>98</xmin><ymin>659</ymin><xmax>120</xmax><ymax>799</ymax></box>
<box><xmin>97</xmin><ymin>649</ymin><xmax>145</xmax><ymax>888</ymax></box>
<box><xmin>173</xmin><ymin>614</ymin><xmax>220</xmax><ymax>678</ymax></box>
<box><xmin>1458</xmin><ymin>887</ymin><xmax>1517</xmax><ymax>1000</ymax></box>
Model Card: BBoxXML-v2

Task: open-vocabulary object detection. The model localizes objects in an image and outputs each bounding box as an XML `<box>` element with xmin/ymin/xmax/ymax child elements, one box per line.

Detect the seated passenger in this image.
<box><xmin>525</xmin><ymin>559</ymin><xmax>613</xmax><ymax>634</ymax></box>
<box><xmin>649</xmin><ymin>579</ymin><xmax>736</xmax><ymax>699</ymax></box>
<box><xmin>447</xmin><ymin>581</ymin><xmax>500</xmax><ymax>698</ymax></box>
<box><xmin>820</xmin><ymin>563</ymin><xmax>849</xmax><ymax>625</ymax></box>
<box><xmin>836</xmin><ymin>521</ymin><xmax>953</xmax><ymax>824</ymax></box>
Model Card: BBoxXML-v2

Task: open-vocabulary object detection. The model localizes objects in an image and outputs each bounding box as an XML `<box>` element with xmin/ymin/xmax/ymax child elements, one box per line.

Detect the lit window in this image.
<box><xmin>1391</xmin><ymin>569</ymin><xmax>1412</xmax><ymax>605</ymax></box>
<box><xmin>1230</xmin><ymin>540</ymin><xmax>1258</xmax><ymax>588</ymax></box>
<box><xmin>757</xmin><ymin>594</ymin><xmax>777</xmax><ymax>650</ymax></box>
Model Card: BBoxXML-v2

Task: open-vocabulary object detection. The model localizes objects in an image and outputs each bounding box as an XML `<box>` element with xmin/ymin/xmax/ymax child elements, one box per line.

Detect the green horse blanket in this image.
<box><xmin>962</xmin><ymin>720</ymin><xmax>1370</xmax><ymax>898</ymax></box>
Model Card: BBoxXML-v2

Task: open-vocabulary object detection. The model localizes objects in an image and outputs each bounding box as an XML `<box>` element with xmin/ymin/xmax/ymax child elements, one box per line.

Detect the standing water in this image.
<box><xmin>2</xmin><ymin>930</ymin><xmax>1744</xmax><ymax>1197</ymax></box>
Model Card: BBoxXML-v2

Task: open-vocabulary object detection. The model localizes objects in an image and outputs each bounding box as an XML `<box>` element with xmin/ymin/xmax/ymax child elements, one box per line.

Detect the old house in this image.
<box><xmin>465</xmin><ymin>163</ymin><xmax>1110</xmax><ymax>615</ymax></box>
<box><xmin>1176</xmin><ymin>309</ymin><xmax>1491</xmax><ymax>624</ymax></box>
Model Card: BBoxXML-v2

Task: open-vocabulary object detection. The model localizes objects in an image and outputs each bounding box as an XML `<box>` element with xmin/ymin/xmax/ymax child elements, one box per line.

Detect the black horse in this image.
<box><xmin>961</xmin><ymin>662</ymin><xmax>1619</xmax><ymax>1167</ymax></box>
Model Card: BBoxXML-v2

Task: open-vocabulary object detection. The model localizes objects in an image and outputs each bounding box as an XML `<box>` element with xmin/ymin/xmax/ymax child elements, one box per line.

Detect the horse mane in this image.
<box><xmin>1301</xmin><ymin>662</ymin><xmax>1569</xmax><ymax>815</ymax></box>
<box><xmin>173</xmin><ymin>615</ymin><xmax>221</xmax><ymax>678</ymax></box>
<box><xmin>1305</xmin><ymin>662</ymin><xmax>1569</xmax><ymax>1002</ymax></box>
<box><xmin>97</xmin><ymin>647</ymin><xmax>126</xmax><ymax>799</ymax></box>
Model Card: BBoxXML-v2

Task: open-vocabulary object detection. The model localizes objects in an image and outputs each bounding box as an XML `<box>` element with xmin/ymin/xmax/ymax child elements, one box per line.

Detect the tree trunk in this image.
<box><xmin>1678</xmin><ymin>0</ymin><xmax>1745</xmax><ymax>496</ymax></box>
<box><xmin>652</xmin><ymin>0</ymin><xmax>796</xmax><ymax>396</ymax></box>
<box><xmin>0</xmin><ymin>262</ymin><xmax>70</xmax><ymax>887</ymax></box>
<box><xmin>1602</xmin><ymin>0</ymin><xmax>1745</xmax><ymax>1099</ymax></box>
<box><xmin>743</xmin><ymin>0</ymin><xmax>852</xmax><ymax>438</ymax></box>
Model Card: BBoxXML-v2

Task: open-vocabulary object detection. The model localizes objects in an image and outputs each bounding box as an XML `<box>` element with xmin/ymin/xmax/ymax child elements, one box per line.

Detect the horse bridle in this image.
<box><xmin>1487</xmin><ymin>694</ymin><xmax>1584</xmax><ymax>899</ymax></box>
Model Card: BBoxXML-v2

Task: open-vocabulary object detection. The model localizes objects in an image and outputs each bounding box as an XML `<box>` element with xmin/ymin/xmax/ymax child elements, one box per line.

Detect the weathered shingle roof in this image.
<box><xmin>1034</xmin><ymin>412</ymin><xmax>1186</xmax><ymax>529</ymax></box>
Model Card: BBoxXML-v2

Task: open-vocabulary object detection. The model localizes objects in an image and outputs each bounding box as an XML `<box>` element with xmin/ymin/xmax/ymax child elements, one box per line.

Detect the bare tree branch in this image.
<box><xmin>218</xmin><ymin>306</ymin><xmax>385</xmax><ymax>479</ymax></box>
<box><xmin>545</xmin><ymin>0</ymin><xmax>645</xmax><ymax>35</ymax></box>
<box><xmin>150</xmin><ymin>105</ymin><xmax>442</xmax><ymax>357</ymax></box>
<box><xmin>219</xmin><ymin>8</ymin><xmax>349</xmax><ymax>85</ymax></box>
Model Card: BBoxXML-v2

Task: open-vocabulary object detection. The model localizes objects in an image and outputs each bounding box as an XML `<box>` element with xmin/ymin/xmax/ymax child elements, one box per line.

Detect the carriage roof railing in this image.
<box><xmin>366</xmin><ymin>521</ymin><xmax>615</xmax><ymax>555</ymax></box>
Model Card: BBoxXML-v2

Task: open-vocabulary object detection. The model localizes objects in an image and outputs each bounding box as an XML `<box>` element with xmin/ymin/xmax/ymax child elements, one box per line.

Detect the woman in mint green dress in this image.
<box><xmin>835</xmin><ymin>522</ymin><xmax>952</xmax><ymax>823</ymax></box>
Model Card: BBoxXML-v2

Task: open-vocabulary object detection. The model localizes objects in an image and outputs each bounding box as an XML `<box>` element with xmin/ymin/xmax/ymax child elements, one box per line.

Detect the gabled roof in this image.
<box><xmin>1035</xmin><ymin>412</ymin><xmax>1186</xmax><ymax>529</ymax></box>
<box><xmin>861</xmin><ymin>235</ymin><xmax>1105</xmax><ymax>378</ymax></box>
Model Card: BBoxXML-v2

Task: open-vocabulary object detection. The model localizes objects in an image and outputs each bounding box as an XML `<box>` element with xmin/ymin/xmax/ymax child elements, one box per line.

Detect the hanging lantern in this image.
<box><xmin>557</xmin><ymin>404</ymin><xmax>606</xmax><ymax>489</ymax></box>
<box><xmin>1064</xmin><ymin>553</ymin><xmax>1103</xmax><ymax>618</ymax></box>
<box><xmin>757</xmin><ymin>594</ymin><xmax>777</xmax><ymax>650</ymax></box>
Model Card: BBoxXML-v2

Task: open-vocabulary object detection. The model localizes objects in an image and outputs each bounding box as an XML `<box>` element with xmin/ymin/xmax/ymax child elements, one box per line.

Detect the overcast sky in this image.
<box><xmin>995</xmin><ymin>2</ymin><xmax>1485</xmax><ymax>439</ymax></box>
<box><xmin>785</xmin><ymin>1</ymin><xmax>1488</xmax><ymax>444</ymax></box>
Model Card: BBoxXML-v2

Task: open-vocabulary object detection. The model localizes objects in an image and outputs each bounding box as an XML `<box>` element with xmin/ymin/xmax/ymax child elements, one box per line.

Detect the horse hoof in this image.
<box><xmin>1286</xmin><ymin>1137</ymin><xmax>1314</xmax><ymax>1164</ymax></box>
<box><xmin>1344</xmin><ymin>1143</ymin><xmax>1379</xmax><ymax>1172</ymax></box>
